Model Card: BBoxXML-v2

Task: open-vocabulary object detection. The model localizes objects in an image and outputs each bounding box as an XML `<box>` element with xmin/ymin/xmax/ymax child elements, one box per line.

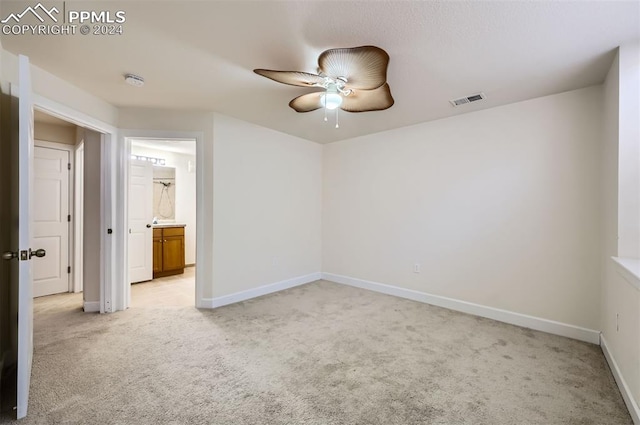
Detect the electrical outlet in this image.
<box><xmin>272</xmin><ymin>257</ymin><xmax>278</xmax><ymax>267</ymax></box>
<box><xmin>413</xmin><ymin>263</ymin><xmax>421</xmax><ymax>273</ymax></box>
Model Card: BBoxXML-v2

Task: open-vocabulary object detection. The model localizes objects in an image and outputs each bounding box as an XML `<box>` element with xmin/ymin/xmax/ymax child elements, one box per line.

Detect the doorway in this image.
<box><xmin>32</xmin><ymin>111</ymin><xmax>77</xmax><ymax>299</ymax></box>
<box><xmin>127</xmin><ymin>138</ymin><xmax>197</xmax><ymax>307</ymax></box>
<box><xmin>32</xmin><ymin>109</ymin><xmax>111</xmax><ymax>314</ymax></box>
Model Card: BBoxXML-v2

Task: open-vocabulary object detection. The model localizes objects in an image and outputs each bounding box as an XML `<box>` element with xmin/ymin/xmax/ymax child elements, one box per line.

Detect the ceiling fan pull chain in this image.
<box><xmin>335</xmin><ymin>108</ymin><xmax>340</xmax><ymax>129</ymax></box>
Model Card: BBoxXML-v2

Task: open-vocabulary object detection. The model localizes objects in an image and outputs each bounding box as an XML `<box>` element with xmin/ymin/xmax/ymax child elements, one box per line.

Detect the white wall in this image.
<box><xmin>119</xmin><ymin>108</ymin><xmax>214</xmax><ymax>302</ymax></box>
<box><xmin>600</xmin><ymin>45</ymin><xmax>640</xmax><ymax>420</ymax></box>
<box><xmin>34</xmin><ymin>122</ymin><xmax>76</xmax><ymax>145</ymax></box>
<box><xmin>600</xmin><ymin>49</ymin><xmax>621</xmax><ymax>355</ymax></box>
<box><xmin>323</xmin><ymin>86</ymin><xmax>603</xmax><ymax>330</ymax></box>
<box><xmin>212</xmin><ymin>113</ymin><xmax>322</xmax><ymax>298</ymax></box>
<box><xmin>617</xmin><ymin>42</ymin><xmax>640</xmax><ymax>259</ymax></box>
<box><xmin>0</xmin><ymin>49</ymin><xmax>118</xmax><ymax>127</ymax></box>
<box><xmin>121</xmin><ymin>110</ymin><xmax>324</xmax><ymax>303</ymax></box>
<box><xmin>130</xmin><ymin>145</ymin><xmax>197</xmax><ymax>265</ymax></box>
<box><xmin>82</xmin><ymin>129</ymin><xmax>102</xmax><ymax>306</ymax></box>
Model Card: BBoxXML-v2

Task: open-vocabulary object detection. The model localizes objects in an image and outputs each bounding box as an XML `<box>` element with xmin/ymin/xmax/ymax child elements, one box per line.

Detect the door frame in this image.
<box><xmin>33</xmin><ymin>140</ymin><xmax>74</xmax><ymax>294</ymax></box>
<box><xmin>33</xmin><ymin>95</ymin><xmax>117</xmax><ymax>313</ymax></box>
<box><xmin>73</xmin><ymin>142</ymin><xmax>84</xmax><ymax>293</ymax></box>
<box><xmin>119</xmin><ymin>130</ymin><xmax>205</xmax><ymax>310</ymax></box>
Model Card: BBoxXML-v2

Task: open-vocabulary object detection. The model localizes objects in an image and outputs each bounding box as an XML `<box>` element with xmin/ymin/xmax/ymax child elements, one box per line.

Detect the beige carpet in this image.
<box><xmin>4</xmin><ymin>279</ymin><xmax>632</xmax><ymax>424</ymax></box>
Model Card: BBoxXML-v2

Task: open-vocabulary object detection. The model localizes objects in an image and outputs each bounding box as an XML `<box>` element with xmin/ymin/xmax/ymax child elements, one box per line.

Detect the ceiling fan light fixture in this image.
<box><xmin>321</xmin><ymin>92</ymin><xmax>343</xmax><ymax>110</ymax></box>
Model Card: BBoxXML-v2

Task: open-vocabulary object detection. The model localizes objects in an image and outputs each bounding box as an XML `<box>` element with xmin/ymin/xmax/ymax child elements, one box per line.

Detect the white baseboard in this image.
<box><xmin>83</xmin><ymin>301</ymin><xmax>100</xmax><ymax>313</ymax></box>
<box><xmin>200</xmin><ymin>272</ymin><xmax>322</xmax><ymax>309</ymax></box>
<box><xmin>321</xmin><ymin>272</ymin><xmax>601</xmax><ymax>344</ymax></box>
<box><xmin>601</xmin><ymin>335</ymin><xmax>640</xmax><ymax>424</ymax></box>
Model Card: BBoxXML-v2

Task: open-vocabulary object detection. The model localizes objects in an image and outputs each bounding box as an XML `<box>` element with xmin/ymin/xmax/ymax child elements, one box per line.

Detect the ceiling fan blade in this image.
<box><xmin>253</xmin><ymin>69</ymin><xmax>325</xmax><ymax>87</ymax></box>
<box><xmin>340</xmin><ymin>84</ymin><xmax>394</xmax><ymax>112</ymax></box>
<box><xmin>289</xmin><ymin>92</ymin><xmax>324</xmax><ymax>112</ymax></box>
<box><xmin>318</xmin><ymin>46</ymin><xmax>389</xmax><ymax>90</ymax></box>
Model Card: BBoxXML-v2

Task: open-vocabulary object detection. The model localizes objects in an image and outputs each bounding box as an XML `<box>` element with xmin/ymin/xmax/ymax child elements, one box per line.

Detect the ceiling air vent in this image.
<box><xmin>450</xmin><ymin>92</ymin><xmax>486</xmax><ymax>107</ymax></box>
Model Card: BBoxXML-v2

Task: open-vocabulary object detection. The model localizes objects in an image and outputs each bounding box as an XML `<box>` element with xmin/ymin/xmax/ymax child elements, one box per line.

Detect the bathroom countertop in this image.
<box><xmin>152</xmin><ymin>223</ymin><xmax>186</xmax><ymax>228</ymax></box>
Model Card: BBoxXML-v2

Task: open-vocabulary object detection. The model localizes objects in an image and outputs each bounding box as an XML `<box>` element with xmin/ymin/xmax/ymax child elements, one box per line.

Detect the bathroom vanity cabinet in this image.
<box><xmin>153</xmin><ymin>225</ymin><xmax>185</xmax><ymax>278</ymax></box>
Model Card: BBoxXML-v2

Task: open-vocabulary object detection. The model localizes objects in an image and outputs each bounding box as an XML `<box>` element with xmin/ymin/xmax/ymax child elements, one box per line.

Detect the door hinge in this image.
<box><xmin>67</xmin><ymin>266</ymin><xmax>71</xmax><ymax>274</ymax></box>
<box><xmin>68</xmin><ymin>163</ymin><xmax>71</xmax><ymax>170</ymax></box>
<box><xmin>68</xmin><ymin>214</ymin><xmax>71</xmax><ymax>222</ymax></box>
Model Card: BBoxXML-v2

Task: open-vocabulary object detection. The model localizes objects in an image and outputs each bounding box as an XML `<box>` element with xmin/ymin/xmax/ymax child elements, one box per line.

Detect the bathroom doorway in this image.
<box><xmin>127</xmin><ymin>138</ymin><xmax>197</xmax><ymax>307</ymax></box>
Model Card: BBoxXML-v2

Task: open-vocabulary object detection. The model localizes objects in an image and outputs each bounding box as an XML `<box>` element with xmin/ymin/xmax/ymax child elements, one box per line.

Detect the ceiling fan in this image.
<box><xmin>254</xmin><ymin>45</ymin><xmax>394</xmax><ymax>128</ymax></box>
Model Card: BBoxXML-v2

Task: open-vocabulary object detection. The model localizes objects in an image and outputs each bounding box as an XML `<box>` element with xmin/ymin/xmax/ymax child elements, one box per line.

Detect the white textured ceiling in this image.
<box><xmin>2</xmin><ymin>1</ymin><xmax>638</xmax><ymax>143</ymax></box>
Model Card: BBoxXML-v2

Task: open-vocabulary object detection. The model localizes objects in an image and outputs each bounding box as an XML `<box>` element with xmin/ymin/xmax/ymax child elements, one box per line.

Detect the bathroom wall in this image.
<box><xmin>152</xmin><ymin>166</ymin><xmax>176</xmax><ymax>221</ymax></box>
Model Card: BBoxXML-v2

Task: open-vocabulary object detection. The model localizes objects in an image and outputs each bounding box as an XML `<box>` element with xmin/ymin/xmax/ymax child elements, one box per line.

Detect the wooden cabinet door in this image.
<box><xmin>162</xmin><ymin>235</ymin><xmax>184</xmax><ymax>272</ymax></box>
<box><xmin>153</xmin><ymin>237</ymin><xmax>163</xmax><ymax>274</ymax></box>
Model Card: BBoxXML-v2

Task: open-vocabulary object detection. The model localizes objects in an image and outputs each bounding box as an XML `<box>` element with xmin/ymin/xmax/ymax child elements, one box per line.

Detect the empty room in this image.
<box><xmin>0</xmin><ymin>1</ymin><xmax>638</xmax><ymax>424</ymax></box>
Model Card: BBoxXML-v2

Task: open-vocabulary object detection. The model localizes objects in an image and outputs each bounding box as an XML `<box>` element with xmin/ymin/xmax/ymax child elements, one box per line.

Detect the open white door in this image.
<box><xmin>128</xmin><ymin>159</ymin><xmax>153</xmax><ymax>283</ymax></box>
<box><xmin>16</xmin><ymin>54</ymin><xmax>40</xmax><ymax>419</ymax></box>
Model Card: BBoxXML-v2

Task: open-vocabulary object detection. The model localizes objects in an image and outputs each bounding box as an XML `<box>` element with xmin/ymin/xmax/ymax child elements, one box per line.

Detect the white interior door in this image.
<box><xmin>33</xmin><ymin>146</ymin><xmax>70</xmax><ymax>297</ymax></box>
<box><xmin>128</xmin><ymin>159</ymin><xmax>153</xmax><ymax>283</ymax></box>
<box><xmin>16</xmin><ymin>54</ymin><xmax>37</xmax><ymax>420</ymax></box>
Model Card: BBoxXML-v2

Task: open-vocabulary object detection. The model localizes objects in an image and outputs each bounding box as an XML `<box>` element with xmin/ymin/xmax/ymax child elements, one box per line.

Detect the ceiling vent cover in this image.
<box><xmin>450</xmin><ymin>92</ymin><xmax>486</xmax><ymax>107</ymax></box>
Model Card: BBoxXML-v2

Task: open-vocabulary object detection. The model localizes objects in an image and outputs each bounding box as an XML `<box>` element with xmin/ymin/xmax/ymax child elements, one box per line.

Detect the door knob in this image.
<box><xmin>29</xmin><ymin>249</ymin><xmax>46</xmax><ymax>259</ymax></box>
<box><xmin>146</xmin><ymin>224</ymin><xmax>152</xmax><ymax>228</ymax></box>
<box><xmin>2</xmin><ymin>251</ymin><xmax>17</xmax><ymax>261</ymax></box>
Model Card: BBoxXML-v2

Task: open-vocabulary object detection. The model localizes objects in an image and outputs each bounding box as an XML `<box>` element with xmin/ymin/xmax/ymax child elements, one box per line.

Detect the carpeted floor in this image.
<box><xmin>4</xmin><ymin>278</ymin><xmax>633</xmax><ymax>424</ymax></box>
